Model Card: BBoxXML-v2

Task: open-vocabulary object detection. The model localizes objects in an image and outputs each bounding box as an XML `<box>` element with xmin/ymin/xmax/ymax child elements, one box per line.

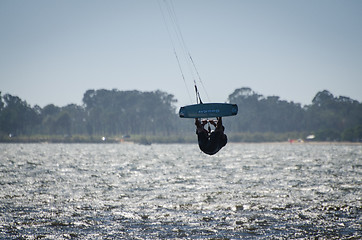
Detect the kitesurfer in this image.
<box><xmin>195</xmin><ymin>117</ymin><xmax>227</xmax><ymax>155</ymax></box>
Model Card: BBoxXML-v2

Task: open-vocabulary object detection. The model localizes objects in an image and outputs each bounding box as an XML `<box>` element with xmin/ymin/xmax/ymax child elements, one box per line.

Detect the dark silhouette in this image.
<box><xmin>195</xmin><ymin>117</ymin><xmax>227</xmax><ymax>155</ymax></box>
<box><xmin>1</xmin><ymin>88</ymin><xmax>361</xmax><ymax>142</ymax></box>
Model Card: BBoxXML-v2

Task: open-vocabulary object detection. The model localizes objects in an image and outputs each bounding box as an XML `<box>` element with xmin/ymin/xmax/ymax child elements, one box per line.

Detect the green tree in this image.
<box><xmin>61</xmin><ymin>104</ymin><xmax>87</xmax><ymax>135</ymax></box>
<box><xmin>0</xmin><ymin>92</ymin><xmax>4</xmax><ymax>111</ymax></box>
<box><xmin>305</xmin><ymin>90</ymin><xmax>362</xmax><ymax>139</ymax></box>
<box><xmin>82</xmin><ymin>89</ymin><xmax>178</xmax><ymax>136</ymax></box>
<box><xmin>342</xmin><ymin>125</ymin><xmax>362</xmax><ymax>142</ymax></box>
<box><xmin>227</xmin><ymin>87</ymin><xmax>305</xmax><ymax>133</ymax></box>
<box><xmin>0</xmin><ymin>94</ymin><xmax>40</xmax><ymax>135</ymax></box>
<box><xmin>55</xmin><ymin>112</ymin><xmax>72</xmax><ymax>135</ymax></box>
<box><xmin>40</xmin><ymin>104</ymin><xmax>61</xmax><ymax>134</ymax></box>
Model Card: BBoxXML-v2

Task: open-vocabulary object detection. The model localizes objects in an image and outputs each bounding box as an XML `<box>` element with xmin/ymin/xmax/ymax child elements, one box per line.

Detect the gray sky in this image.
<box><xmin>1</xmin><ymin>0</ymin><xmax>362</xmax><ymax>108</ymax></box>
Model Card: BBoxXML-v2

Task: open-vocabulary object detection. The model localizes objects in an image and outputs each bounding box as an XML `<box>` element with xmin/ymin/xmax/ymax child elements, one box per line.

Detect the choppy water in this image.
<box><xmin>0</xmin><ymin>143</ymin><xmax>361</xmax><ymax>239</ymax></box>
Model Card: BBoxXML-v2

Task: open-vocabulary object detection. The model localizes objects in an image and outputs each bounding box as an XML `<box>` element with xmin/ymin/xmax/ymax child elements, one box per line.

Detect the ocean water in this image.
<box><xmin>0</xmin><ymin>143</ymin><xmax>361</xmax><ymax>239</ymax></box>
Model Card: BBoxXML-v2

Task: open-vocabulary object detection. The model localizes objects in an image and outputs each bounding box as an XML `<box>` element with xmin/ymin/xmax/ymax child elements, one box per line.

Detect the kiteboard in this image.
<box><xmin>179</xmin><ymin>103</ymin><xmax>238</xmax><ymax>118</ymax></box>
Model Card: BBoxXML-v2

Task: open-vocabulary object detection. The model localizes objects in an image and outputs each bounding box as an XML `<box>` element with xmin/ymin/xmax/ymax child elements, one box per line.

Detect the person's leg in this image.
<box><xmin>195</xmin><ymin>119</ymin><xmax>203</xmax><ymax>133</ymax></box>
<box><xmin>215</xmin><ymin>117</ymin><xmax>224</xmax><ymax>132</ymax></box>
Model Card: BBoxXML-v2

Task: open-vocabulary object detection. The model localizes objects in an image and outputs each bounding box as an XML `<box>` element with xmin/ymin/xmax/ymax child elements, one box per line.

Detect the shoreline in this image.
<box><xmin>1</xmin><ymin>139</ymin><xmax>361</xmax><ymax>145</ymax></box>
<box><xmin>1</xmin><ymin>133</ymin><xmax>361</xmax><ymax>145</ymax></box>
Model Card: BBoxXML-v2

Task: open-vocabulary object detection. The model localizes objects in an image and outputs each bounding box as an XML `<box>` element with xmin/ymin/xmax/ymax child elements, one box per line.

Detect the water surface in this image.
<box><xmin>0</xmin><ymin>143</ymin><xmax>361</xmax><ymax>239</ymax></box>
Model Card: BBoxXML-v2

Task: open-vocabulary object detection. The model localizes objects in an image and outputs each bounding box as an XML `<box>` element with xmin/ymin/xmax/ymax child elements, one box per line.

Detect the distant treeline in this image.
<box><xmin>0</xmin><ymin>87</ymin><xmax>361</xmax><ymax>142</ymax></box>
<box><xmin>225</xmin><ymin>88</ymin><xmax>362</xmax><ymax>142</ymax></box>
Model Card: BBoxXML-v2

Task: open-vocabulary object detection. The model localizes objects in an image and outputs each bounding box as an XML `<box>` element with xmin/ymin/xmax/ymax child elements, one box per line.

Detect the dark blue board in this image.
<box><xmin>179</xmin><ymin>103</ymin><xmax>238</xmax><ymax>118</ymax></box>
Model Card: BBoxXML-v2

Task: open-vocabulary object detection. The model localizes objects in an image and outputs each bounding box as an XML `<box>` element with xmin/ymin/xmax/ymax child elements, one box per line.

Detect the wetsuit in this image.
<box><xmin>196</xmin><ymin>127</ymin><xmax>227</xmax><ymax>155</ymax></box>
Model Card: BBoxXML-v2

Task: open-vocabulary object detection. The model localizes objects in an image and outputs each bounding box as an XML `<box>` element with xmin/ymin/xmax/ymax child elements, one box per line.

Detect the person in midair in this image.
<box><xmin>195</xmin><ymin>117</ymin><xmax>227</xmax><ymax>155</ymax></box>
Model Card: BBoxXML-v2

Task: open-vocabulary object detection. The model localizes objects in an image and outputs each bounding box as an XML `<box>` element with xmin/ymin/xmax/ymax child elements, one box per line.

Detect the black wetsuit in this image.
<box><xmin>197</xmin><ymin>129</ymin><xmax>227</xmax><ymax>155</ymax></box>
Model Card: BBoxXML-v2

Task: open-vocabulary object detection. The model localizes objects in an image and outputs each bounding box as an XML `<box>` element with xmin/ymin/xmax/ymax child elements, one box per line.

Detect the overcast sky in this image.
<box><xmin>1</xmin><ymin>0</ymin><xmax>361</xmax><ymax>108</ymax></box>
